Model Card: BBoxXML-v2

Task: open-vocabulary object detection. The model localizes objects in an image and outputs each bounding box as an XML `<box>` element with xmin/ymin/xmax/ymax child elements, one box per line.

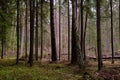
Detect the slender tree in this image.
<box><xmin>25</xmin><ymin>0</ymin><xmax>28</xmax><ymax>60</ymax></box>
<box><xmin>16</xmin><ymin>0</ymin><xmax>20</xmax><ymax>64</ymax></box>
<box><xmin>81</xmin><ymin>0</ymin><xmax>84</xmax><ymax>59</ymax></box>
<box><xmin>83</xmin><ymin>12</ymin><xmax>88</xmax><ymax>61</ymax></box>
<box><xmin>110</xmin><ymin>0</ymin><xmax>114</xmax><ymax>64</ymax></box>
<box><xmin>50</xmin><ymin>0</ymin><xmax>57</xmax><ymax>61</ymax></box>
<box><xmin>40</xmin><ymin>0</ymin><xmax>43</xmax><ymax>60</ymax></box>
<box><xmin>35</xmin><ymin>0</ymin><xmax>39</xmax><ymax>61</ymax></box>
<box><xmin>96</xmin><ymin>0</ymin><xmax>102</xmax><ymax>71</ymax></box>
<box><xmin>59</xmin><ymin>0</ymin><xmax>61</xmax><ymax>61</ymax></box>
<box><xmin>71</xmin><ymin>0</ymin><xmax>77</xmax><ymax>64</ymax></box>
<box><xmin>1</xmin><ymin>24</ymin><xmax>6</xmax><ymax>59</ymax></box>
<box><xmin>28</xmin><ymin>0</ymin><xmax>35</xmax><ymax>66</ymax></box>
<box><xmin>68</xmin><ymin>0</ymin><xmax>70</xmax><ymax>61</ymax></box>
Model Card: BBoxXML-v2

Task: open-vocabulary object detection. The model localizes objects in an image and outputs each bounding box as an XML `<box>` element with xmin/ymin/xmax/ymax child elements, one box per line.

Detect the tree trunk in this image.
<box><xmin>28</xmin><ymin>0</ymin><xmax>35</xmax><ymax>66</ymax></box>
<box><xmin>81</xmin><ymin>0</ymin><xmax>84</xmax><ymax>60</ymax></box>
<box><xmin>16</xmin><ymin>0</ymin><xmax>20</xmax><ymax>64</ymax></box>
<box><xmin>20</xmin><ymin>11</ymin><xmax>25</xmax><ymax>57</ymax></box>
<box><xmin>68</xmin><ymin>0</ymin><xmax>70</xmax><ymax>61</ymax></box>
<box><xmin>35</xmin><ymin>0</ymin><xmax>39</xmax><ymax>61</ymax></box>
<box><xmin>59</xmin><ymin>0</ymin><xmax>61</xmax><ymax>61</ymax></box>
<box><xmin>1</xmin><ymin>27</ymin><xmax>6</xmax><ymax>59</ymax></box>
<box><xmin>110</xmin><ymin>0</ymin><xmax>114</xmax><ymax>64</ymax></box>
<box><xmin>83</xmin><ymin>12</ymin><xmax>88</xmax><ymax>61</ymax></box>
<box><xmin>25</xmin><ymin>0</ymin><xmax>29</xmax><ymax>60</ymax></box>
<box><xmin>40</xmin><ymin>0</ymin><xmax>43</xmax><ymax>60</ymax></box>
<box><xmin>50</xmin><ymin>0</ymin><xmax>57</xmax><ymax>62</ymax></box>
<box><xmin>96</xmin><ymin>0</ymin><xmax>102</xmax><ymax>71</ymax></box>
<box><xmin>71</xmin><ymin>0</ymin><xmax>84</xmax><ymax>67</ymax></box>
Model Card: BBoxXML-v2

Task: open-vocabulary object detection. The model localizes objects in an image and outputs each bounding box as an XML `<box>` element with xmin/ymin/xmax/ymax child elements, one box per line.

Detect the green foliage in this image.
<box><xmin>0</xmin><ymin>59</ymin><xmax>81</xmax><ymax>80</ymax></box>
<box><xmin>0</xmin><ymin>0</ymin><xmax>16</xmax><ymax>50</ymax></box>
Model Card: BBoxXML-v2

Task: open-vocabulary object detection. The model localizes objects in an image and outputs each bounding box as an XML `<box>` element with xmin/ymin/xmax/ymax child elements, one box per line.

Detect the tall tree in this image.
<box><xmin>71</xmin><ymin>0</ymin><xmax>83</xmax><ymax>66</ymax></box>
<box><xmin>110</xmin><ymin>0</ymin><xmax>114</xmax><ymax>64</ymax></box>
<box><xmin>25</xmin><ymin>0</ymin><xmax>29</xmax><ymax>60</ymax></box>
<box><xmin>50</xmin><ymin>0</ymin><xmax>57</xmax><ymax>61</ymax></box>
<box><xmin>68</xmin><ymin>0</ymin><xmax>70</xmax><ymax>61</ymax></box>
<box><xmin>16</xmin><ymin>0</ymin><xmax>20</xmax><ymax>64</ymax></box>
<box><xmin>71</xmin><ymin>0</ymin><xmax>77</xmax><ymax>64</ymax></box>
<box><xmin>59</xmin><ymin>0</ymin><xmax>61</xmax><ymax>61</ymax></box>
<box><xmin>35</xmin><ymin>0</ymin><xmax>39</xmax><ymax>61</ymax></box>
<box><xmin>81</xmin><ymin>0</ymin><xmax>84</xmax><ymax>60</ymax></box>
<box><xmin>19</xmin><ymin>2</ymin><xmax>25</xmax><ymax>57</ymax></box>
<box><xmin>40</xmin><ymin>0</ymin><xmax>43</xmax><ymax>60</ymax></box>
<box><xmin>28</xmin><ymin>0</ymin><xmax>35</xmax><ymax>66</ymax></box>
<box><xmin>96</xmin><ymin>0</ymin><xmax>102</xmax><ymax>71</ymax></box>
<box><xmin>1</xmin><ymin>23</ymin><xmax>6</xmax><ymax>59</ymax></box>
<box><xmin>83</xmin><ymin>12</ymin><xmax>88</xmax><ymax>61</ymax></box>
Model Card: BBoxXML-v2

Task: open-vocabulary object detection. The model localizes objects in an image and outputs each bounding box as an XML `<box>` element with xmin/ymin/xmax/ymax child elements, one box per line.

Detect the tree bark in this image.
<box><xmin>50</xmin><ymin>0</ymin><xmax>57</xmax><ymax>61</ymax></box>
<box><xmin>68</xmin><ymin>0</ymin><xmax>70</xmax><ymax>61</ymax></box>
<box><xmin>35</xmin><ymin>0</ymin><xmax>39</xmax><ymax>61</ymax></box>
<box><xmin>28</xmin><ymin>0</ymin><xmax>35</xmax><ymax>66</ymax></box>
<box><xmin>96</xmin><ymin>0</ymin><xmax>103</xmax><ymax>71</ymax></box>
<box><xmin>16</xmin><ymin>0</ymin><xmax>20</xmax><ymax>64</ymax></box>
<box><xmin>25</xmin><ymin>0</ymin><xmax>29</xmax><ymax>60</ymax></box>
<box><xmin>81</xmin><ymin>0</ymin><xmax>84</xmax><ymax>60</ymax></box>
<box><xmin>110</xmin><ymin>0</ymin><xmax>114</xmax><ymax>64</ymax></box>
<box><xmin>40</xmin><ymin>0</ymin><xmax>43</xmax><ymax>60</ymax></box>
<box><xmin>59</xmin><ymin>0</ymin><xmax>61</xmax><ymax>61</ymax></box>
<box><xmin>83</xmin><ymin>12</ymin><xmax>88</xmax><ymax>61</ymax></box>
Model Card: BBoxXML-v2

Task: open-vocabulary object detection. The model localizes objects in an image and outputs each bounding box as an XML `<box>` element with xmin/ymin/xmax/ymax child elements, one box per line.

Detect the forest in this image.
<box><xmin>0</xmin><ymin>0</ymin><xmax>120</xmax><ymax>80</ymax></box>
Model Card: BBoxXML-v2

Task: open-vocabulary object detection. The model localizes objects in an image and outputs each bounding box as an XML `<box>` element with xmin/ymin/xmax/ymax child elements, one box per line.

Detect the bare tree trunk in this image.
<box><xmin>110</xmin><ymin>0</ymin><xmax>114</xmax><ymax>64</ymax></box>
<box><xmin>50</xmin><ymin>0</ymin><xmax>57</xmax><ymax>61</ymax></box>
<box><xmin>1</xmin><ymin>27</ymin><xmax>6</xmax><ymax>59</ymax></box>
<box><xmin>25</xmin><ymin>0</ymin><xmax>29</xmax><ymax>60</ymax></box>
<box><xmin>68</xmin><ymin>0</ymin><xmax>70</xmax><ymax>61</ymax></box>
<box><xmin>96</xmin><ymin>0</ymin><xmax>102</xmax><ymax>71</ymax></box>
<box><xmin>20</xmin><ymin>12</ymin><xmax>25</xmax><ymax>57</ymax></box>
<box><xmin>40</xmin><ymin>0</ymin><xmax>43</xmax><ymax>60</ymax></box>
<box><xmin>83</xmin><ymin>12</ymin><xmax>88</xmax><ymax>61</ymax></box>
<box><xmin>59</xmin><ymin>0</ymin><xmax>61</xmax><ymax>61</ymax></box>
<box><xmin>28</xmin><ymin>0</ymin><xmax>35</xmax><ymax>66</ymax></box>
<box><xmin>16</xmin><ymin>0</ymin><xmax>20</xmax><ymax>64</ymax></box>
<box><xmin>81</xmin><ymin>0</ymin><xmax>84</xmax><ymax>60</ymax></box>
<box><xmin>35</xmin><ymin>0</ymin><xmax>39</xmax><ymax>61</ymax></box>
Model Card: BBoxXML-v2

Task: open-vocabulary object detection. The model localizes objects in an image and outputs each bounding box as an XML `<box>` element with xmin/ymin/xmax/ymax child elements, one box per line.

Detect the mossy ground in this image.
<box><xmin>0</xmin><ymin>59</ymin><xmax>82</xmax><ymax>80</ymax></box>
<box><xmin>0</xmin><ymin>59</ymin><xmax>120</xmax><ymax>80</ymax></box>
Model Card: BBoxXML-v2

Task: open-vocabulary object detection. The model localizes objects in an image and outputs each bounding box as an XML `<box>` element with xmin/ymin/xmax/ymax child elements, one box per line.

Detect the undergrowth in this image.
<box><xmin>0</xmin><ymin>59</ymin><xmax>82</xmax><ymax>80</ymax></box>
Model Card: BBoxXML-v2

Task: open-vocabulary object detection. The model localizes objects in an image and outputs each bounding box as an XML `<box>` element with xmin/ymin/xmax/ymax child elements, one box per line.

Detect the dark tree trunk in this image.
<box><xmin>50</xmin><ymin>0</ymin><xmax>57</xmax><ymax>62</ymax></box>
<box><xmin>96</xmin><ymin>0</ymin><xmax>102</xmax><ymax>71</ymax></box>
<box><xmin>35</xmin><ymin>0</ymin><xmax>39</xmax><ymax>61</ymax></box>
<box><xmin>68</xmin><ymin>0</ymin><xmax>70</xmax><ymax>61</ymax></box>
<box><xmin>59</xmin><ymin>0</ymin><xmax>61</xmax><ymax>61</ymax></box>
<box><xmin>71</xmin><ymin>0</ymin><xmax>78</xmax><ymax>64</ymax></box>
<box><xmin>83</xmin><ymin>12</ymin><xmax>88</xmax><ymax>61</ymax></box>
<box><xmin>1</xmin><ymin>27</ymin><xmax>6</xmax><ymax>59</ymax></box>
<box><xmin>40</xmin><ymin>0</ymin><xmax>43</xmax><ymax>60</ymax></box>
<box><xmin>81</xmin><ymin>0</ymin><xmax>84</xmax><ymax>59</ymax></box>
<box><xmin>71</xmin><ymin>0</ymin><xmax>77</xmax><ymax>64</ymax></box>
<box><xmin>71</xmin><ymin>0</ymin><xmax>83</xmax><ymax>67</ymax></box>
<box><xmin>110</xmin><ymin>0</ymin><xmax>114</xmax><ymax>64</ymax></box>
<box><xmin>16</xmin><ymin>0</ymin><xmax>20</xmax><ymax>64</ymax></box>
<box><xmin>28</xmin><ymin>0</ymin><xmax>35</xmax><ymax>66</ymax></box>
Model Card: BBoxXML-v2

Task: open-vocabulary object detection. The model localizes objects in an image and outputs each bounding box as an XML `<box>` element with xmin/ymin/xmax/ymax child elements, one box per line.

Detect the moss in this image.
<box><xmin>0</xmin><ymin>59</ymin><xmax>81</xmax><ymax>80</ymax></box>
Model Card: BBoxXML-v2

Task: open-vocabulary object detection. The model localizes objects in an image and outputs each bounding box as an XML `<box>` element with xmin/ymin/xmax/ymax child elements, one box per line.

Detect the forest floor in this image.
<box><xmin>0</xmin><ymin>59</ymin><xmax>120</xmax><ymax>80</ymax></box>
